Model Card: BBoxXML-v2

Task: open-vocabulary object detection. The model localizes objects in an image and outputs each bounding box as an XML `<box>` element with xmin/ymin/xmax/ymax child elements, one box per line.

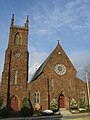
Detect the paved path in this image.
<box><xmin>60</xmin><ymin>109</ymin><xmax>90</xmax><ymax>120</ymax></box>
<box><xmin>61</xmin><ymin>109</ymin><xmax>90</xmax><ymax>117</ymax></box>
<box><xmin>60</xmin><ymin>109</ymin><xmax>72</xmax><ymax>116</ymax></box>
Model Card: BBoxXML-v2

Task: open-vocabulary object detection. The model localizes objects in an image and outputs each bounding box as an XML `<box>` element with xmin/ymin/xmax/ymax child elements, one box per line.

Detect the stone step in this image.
<box><xmin>60</xmin><ymin>108</ymin><xmax>72</xmax><ymax>115</ymax></box>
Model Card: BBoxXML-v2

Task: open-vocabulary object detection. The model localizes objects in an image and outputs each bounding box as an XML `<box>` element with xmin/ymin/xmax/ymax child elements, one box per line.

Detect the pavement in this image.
<box><xmin>60</xmin><ymin>108</ymin><xmax>90</xmax><ymax>118</ymax></box>
<box><xmin>60</xmin><ymin>108</ymin><xmax>72</xmax><ymax>116</ymax></box>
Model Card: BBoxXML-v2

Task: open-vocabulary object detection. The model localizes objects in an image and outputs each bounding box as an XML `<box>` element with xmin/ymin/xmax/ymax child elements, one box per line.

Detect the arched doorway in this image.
<box><xmin>10</xmin><ymin>96</ymin><xmax>19</xmax><ymax>111</ymax></box>
<box><xmin>59</xmin><ymin>94</ymin><xmax>65</xmax><ymax>108</ymax></box>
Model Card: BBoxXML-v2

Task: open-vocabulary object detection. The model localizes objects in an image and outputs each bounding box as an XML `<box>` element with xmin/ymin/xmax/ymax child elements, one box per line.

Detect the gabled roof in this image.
<box><xmin>30</xmin><ymin>41</ymin><xmax>76</xmax><ymax>82</ymax></box>
<box><xmin>30</xmin><ymin>42</ymin><xmax>61</xmax><ymax>82</ymax></box>
<box><xmin>30</xmin><ymin>50</ymin><xmax>53</xmax><ymax>82</ymax></box>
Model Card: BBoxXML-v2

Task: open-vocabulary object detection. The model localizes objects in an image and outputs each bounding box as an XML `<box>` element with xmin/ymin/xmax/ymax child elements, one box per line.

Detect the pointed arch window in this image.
<box><xmin>80</xmin><ymin>92</ymin><xmax>85</xmax><ymax>101</ymax></box>
<box><xmin>14</xmin><ymin>33</ymin><xmax>22</xmax><ymax>45</ymax></box>
<box><xmin>14</xmin><ymin>70</ymin><xmax>17</xmax><ymax>84</ymax></box>
<box><xmin>34</xmin><ymin>91</ymin><xmax>40</xmax><ymax>103</ymax></box>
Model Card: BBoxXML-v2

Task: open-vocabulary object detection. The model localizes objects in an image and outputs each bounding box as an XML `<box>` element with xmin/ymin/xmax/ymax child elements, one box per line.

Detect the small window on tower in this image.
<box><xmin>14</xmin><ymin>70</ymin><xmax>17</xmax><ymax>84</ymax></box>
<box><xmin>14</xmin><ymin>33</ymin><xmax>22</xmax><ymax>45</ymax></box>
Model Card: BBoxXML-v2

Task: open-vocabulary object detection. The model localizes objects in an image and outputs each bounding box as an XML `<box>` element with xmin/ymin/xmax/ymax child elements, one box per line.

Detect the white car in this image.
<box><xmin>43</xmin><ymin>109</ymin><xmax>53</xmax><ymax>115</ymax></box>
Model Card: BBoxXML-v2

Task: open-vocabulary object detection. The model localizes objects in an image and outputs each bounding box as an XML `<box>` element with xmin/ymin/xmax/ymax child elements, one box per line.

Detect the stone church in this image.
<box><xmin>0</xmin><ymin>15</ymin><xmax>89</xmax><ymax>111</ymax></box>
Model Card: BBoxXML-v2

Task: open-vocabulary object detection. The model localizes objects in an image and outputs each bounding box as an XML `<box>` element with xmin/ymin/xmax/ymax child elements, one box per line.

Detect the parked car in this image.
<box><xmin>43</xmin><ymin>109</ymin><xmax>53</xmax><ymax>115</ymax></box>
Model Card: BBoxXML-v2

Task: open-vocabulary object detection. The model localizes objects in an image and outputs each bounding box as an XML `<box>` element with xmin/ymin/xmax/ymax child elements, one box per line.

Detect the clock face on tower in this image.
<box><xmin>13</xmin><ymin>51</ymin><xmax>21</xmax><ymax>58</ymax></box>
<box><xmin>54</xmin><ymin>64</ymin><xmax>66</xmax><ymax>75</ymax></box>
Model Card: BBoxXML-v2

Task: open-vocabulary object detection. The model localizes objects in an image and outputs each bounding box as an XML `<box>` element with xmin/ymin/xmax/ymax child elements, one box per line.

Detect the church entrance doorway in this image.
<box><xmin>59</xmin><ymin>94</ymin><xmax>65</xmax><ymax>108</ymax></box>
<box><xmin>10</xmin><ymin>96</ymin><xmax>19</xmax><ymax>111</ymax></box>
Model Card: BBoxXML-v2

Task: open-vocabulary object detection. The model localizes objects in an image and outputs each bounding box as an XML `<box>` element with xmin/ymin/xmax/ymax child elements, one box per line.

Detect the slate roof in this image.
<box><xmin>30</xmin><ymin>41</ymin><xmax>61</xmax><ymax>82</ymax></box>
<box><xmin>30</xmin><ymin>52</ymin><xmax>52</xmax><ymax>82</ymax></box>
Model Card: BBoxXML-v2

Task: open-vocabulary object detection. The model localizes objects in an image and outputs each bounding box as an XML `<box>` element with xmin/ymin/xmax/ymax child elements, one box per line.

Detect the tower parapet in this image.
<box><xmin>10</xmin><ymin>14</ymin><xmax>29</xmax><ymax>31</ymax></box>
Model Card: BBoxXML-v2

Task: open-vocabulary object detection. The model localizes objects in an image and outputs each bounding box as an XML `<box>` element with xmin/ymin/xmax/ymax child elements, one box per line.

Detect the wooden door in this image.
<box><xmin>59</xmin><ymin>94</ymin><xmax>64</xmax><ymax>108</ymax></box>
<box><xmin>10</xmin><ymin>96</ymin><xmax>18</xmax><ymax>111</ymax></box>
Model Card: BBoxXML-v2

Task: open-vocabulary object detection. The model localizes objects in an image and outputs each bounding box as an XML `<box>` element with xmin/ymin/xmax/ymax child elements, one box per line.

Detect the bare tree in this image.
<box><xmin>83</xmin><ymin>64</ymin><xmax>90</xmax><ymax>84</ymax></box>
<box><xmin>83</xmin><ymin>64</ymin><xmax>90</xmax><ymax>106</ymax></box>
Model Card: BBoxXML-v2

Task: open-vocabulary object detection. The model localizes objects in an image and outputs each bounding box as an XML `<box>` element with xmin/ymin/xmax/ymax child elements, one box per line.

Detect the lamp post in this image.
<box><xmin>86</xmin><ymin>72</ymin><xmax>90</xmax><ymax>107</ymax></box>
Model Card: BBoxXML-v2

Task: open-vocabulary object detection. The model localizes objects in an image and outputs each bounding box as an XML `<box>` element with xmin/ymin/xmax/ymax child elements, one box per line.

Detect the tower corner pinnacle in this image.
<box><xmin>25</xmin><ymin>15</ymin><xmax>29</xmax><ymax>29</ymax></box>
<box><xmin>10</xmin><ymin>14</ymin><xmax>14</xmax><ymax>27</ymax></box>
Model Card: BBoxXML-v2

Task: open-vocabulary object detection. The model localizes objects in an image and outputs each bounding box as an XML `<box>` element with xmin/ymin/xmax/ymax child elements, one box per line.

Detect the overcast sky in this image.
<box><xmin>0</xmin><ymin>0</ymin><xmax>90</xmax><ymax>82</ymax></box>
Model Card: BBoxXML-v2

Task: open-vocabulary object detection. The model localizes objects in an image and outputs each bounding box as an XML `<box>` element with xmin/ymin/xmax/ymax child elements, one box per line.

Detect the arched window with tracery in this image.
<box><xmin>14</xmin><ymin>33</ymin><xmax>22</xmax><ymax>45</ymax></box>
<box><xmin>34</xmin><ymin>91</ymin><xmax>40</xmax><ymax>103</ymax></box>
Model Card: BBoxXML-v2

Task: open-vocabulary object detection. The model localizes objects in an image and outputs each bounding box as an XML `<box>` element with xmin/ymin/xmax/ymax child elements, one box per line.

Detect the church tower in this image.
<box><xmin>1</xmin><ymin>15</ymin><xmax>29</xmax><ymax>111</ymax></box>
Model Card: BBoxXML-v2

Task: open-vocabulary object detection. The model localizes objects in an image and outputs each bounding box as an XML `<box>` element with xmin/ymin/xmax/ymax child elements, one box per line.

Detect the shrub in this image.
<box><xmin>21</xmin><ymin>97</ymin><xmax>33</xmax><ymax>116</ymax></box>
<box><xmin>50</xmin><ymin>99</ymin><xmax>58</xmax><ymax>112</ymax></box>
<box><xmin>0</xmin><ymin>107</ymin><xmax>8</xmax><ymax>117</ymax></box>
<box><xmin>70</xmin><ymin>98</ymin><xmax>78</xmax><ymax>110</ymax></box>
<box><xmin>80</xmin><ymin>98</ymin><xmax>86</xmax><ymax>108</ymax></box>
<box><xmin>87</xmin><ymin>107</ymin><xmax>90</xmax><ymax>112</ymax></box>
<box><xmin>21</xmin><ymin>107</ymin><xmax>30</xmax><ymax>116</ymax></box>
<box><xmin>22</xmin><ymin>97</ymin><xmax>29</xmax><ymax>108</ymax></box>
